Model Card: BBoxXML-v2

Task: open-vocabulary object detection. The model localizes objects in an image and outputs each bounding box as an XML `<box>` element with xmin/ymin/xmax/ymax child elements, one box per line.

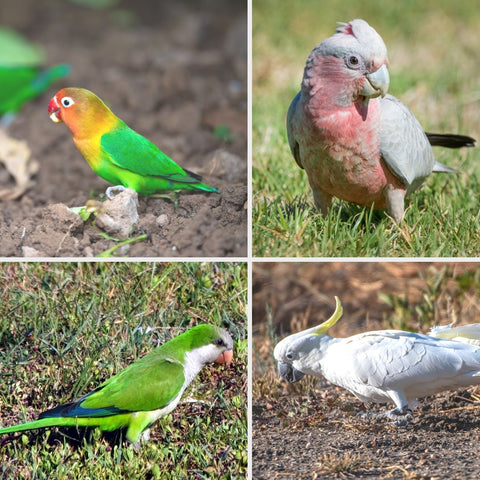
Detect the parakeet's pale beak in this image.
<box><xmin>215</xmin><ymin>349</ymin><xmax>233</xmax><ymax>365</ymax></box>
<box><xmin>362</xmin><ymin>64</ymin><xmax>389</xmax><ymax>98</ymax></box>
<box><xmin>48</xmin><ymin>96</ymin><xmax>62</xmax><ymax>123</ymax></box>
<box><xmin>278</xmin><ymin>362</ymin><xmax>305</xmax><ymax>383</ymax></box>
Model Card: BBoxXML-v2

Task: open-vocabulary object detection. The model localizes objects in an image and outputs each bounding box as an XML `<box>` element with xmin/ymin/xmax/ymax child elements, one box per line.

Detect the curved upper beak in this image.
<box><xmin>48</xmin><ymin>96</ymin><xmax>62</xmax><ymax>123</ymax></box>
<box><xmin>215</xmin><ymin>349</ymin><xmax>233</xmax><ymax>365</ymax></box>
<box><xmin>278</xmin><ymin>362</ymin><xmax>304</xmax><ymax>383</ymax></box>
<box><xmin>361</xmin><ymin>64</ymin><xmax>389</xmax><ymax>98</ymax></box>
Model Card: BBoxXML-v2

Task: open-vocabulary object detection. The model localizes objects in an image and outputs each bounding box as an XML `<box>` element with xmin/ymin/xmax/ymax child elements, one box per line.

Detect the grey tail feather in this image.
<box><xmin>426</xmin><ymin>132</ymin><xmax>476</xmax><ymax>148</ymax></box>
<box><xmin>433</xmin><ymin>161</ymin><xmax>458</xmax><ymax>174</ymax></box>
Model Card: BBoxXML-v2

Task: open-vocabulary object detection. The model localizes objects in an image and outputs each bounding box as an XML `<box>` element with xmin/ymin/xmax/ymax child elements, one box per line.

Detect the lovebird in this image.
<box><xmin>0</xmin><ymin>27</ymin><xmax>70</xmax><ymax>124</ymax></box>
<box><xmin>287</xmin><ymin>19</ymin><xmax>475</xmax><ymax>222</ymax></box>
<box><xmin>0</xmin><ymin>324</ymin><xmax>233</xmax><ymax>444</ymax></box>
<box><xmin>275</xmin><ymin>297</ymin><xmax>480</xmax><ymax>418</ymax></box>
<box><xmin>48</xmin><ymin>88</ymin><xmax>219</xmax><ymax>197</ymax></box>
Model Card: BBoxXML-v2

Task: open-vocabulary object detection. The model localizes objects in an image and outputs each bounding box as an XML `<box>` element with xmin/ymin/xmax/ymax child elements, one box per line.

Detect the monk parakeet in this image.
<box><xmin>47</xmin><ymin>87</ymin><xmax>219</xmax><ymax>197</ymax></box>
<box><xmin>274</xmin><ymin>297</ymin><xmax>480</xmax><ymax>416</ymax></box>
<box><xmin>0</xmin><ymin>324</ymin><xmax>233</xmax><ymax>443</ymax></box>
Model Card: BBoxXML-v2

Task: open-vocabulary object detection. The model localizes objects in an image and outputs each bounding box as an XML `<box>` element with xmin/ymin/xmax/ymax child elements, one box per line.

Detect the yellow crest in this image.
<box><xmin>312</xmin><ymin>296</ymin><xmax>343</xmax><ymax>335</ymax></box>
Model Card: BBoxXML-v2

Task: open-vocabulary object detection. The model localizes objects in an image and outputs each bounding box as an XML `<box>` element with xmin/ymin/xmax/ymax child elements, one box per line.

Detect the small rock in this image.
<box><xmin>95</xmin><ymin>189</ymin><xmax>139</xmax><ymax>238</ymax></box>
<box><xmin>156</xmin><ymin>214</ymin><xmax>169</xmax><ymax>227</ymax></box>
<box><xmin>204</xmin><ymin>149</ymin><xmax>245</xmax><ymax>182</ymax></box>
<box><xmin>22</xmin><ymin>246</ymin><xmax>44</xmax><ymax>257</ymax></box>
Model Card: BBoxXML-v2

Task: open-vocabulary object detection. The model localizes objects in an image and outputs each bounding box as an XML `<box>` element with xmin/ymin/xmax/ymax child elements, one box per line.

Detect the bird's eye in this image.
<box><xmin>61</xmin><ymin>97</ymin><xmax>75</xmax><ymax>108</ymax></box>
<box><xmin>346</xmin><ymin>55</ymin><xmax>361</xmax><ymax>69</ymax></box>
<box><xmin>215</xmin><ymin>338</ymin><xmax>225</xmax><ymax>346</ymax></box>
<box><xmin>286</xmin><ymin>352</ymin><xmax>293</xmax><ymax>360</ymax></box>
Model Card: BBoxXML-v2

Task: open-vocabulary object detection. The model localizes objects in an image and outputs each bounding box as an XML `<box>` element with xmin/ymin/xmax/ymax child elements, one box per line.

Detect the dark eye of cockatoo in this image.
<box><xmin>286</xmin><ymin>352</ymin><xmax>294</xmax><ymax>360</ymax></box>
<box><xmin>345</xmin><ymin>55</ymin><xmax>362</xmax><ymax>69</ymax></box>
<box><xmin>61</xmin><ymin>97</ymin><xmax>75</xmax><ymax>108</ymax></box>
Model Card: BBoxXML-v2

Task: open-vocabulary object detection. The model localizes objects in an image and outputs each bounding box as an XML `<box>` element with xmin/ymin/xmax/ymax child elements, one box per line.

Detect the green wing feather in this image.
<box><xmin>80</xmin><ymin>356</ymin><xmax>185</xmax><ymax>413</ymax></box>
<box><xmin>101</xmin><ymin>123</ymin><xmax>202</xmax><ymax>184</ymax></box>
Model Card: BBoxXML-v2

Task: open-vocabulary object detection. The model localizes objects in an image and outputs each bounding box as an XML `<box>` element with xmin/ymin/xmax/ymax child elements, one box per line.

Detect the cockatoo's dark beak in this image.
<box><xmin>278</xmin><ymin>362</ymin><xmax>305</xmax><ymax>383</ymax></box>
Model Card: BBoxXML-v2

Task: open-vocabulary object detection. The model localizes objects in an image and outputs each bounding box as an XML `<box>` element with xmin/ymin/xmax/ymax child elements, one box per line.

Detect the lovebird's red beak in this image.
<box><xmin>215</xmin><ymin>349</ymin><xmax>233</xmax><ymax>365</ymax></box>
<box><xmin>48</xmin><ymin>96</ymin><xmax>62</xmax><ymax>123</ymax></box>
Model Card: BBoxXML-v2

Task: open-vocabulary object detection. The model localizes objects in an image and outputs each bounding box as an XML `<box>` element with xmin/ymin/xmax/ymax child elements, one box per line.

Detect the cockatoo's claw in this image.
<box><xmin>357</xmin><ymin>407</ymin><xmax>413</xmax><ymax>425</ymax></box>
<box><xmin>385</xmin><ymin>407</ymin><xmax>414</xmax><ymax>425</ymax></box>
<box><xmin>105</xmin><ymin>185</ymin><xmax>127</xmax><ymax>199</ymax></box>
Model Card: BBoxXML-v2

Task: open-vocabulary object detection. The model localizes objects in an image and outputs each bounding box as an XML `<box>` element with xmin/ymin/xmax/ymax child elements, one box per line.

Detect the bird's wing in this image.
<box><xmin>100</xmin><ymin>124</ymin><xmax>202</xmax><ymax>183</ymax></box>
<box><xmin>42</xmin><ymin>357</ymin><xmax>185</xmax><ymax>418</ymax></box>
<box><xmin>379</xmin><ymin>95</ymin><xmax>434</xmax><ymax>191</ymax></box>
<box><xmin>286</xmin><ymin>91</ymin><xmax>304</xmax><ymax>169</ymax></box>
<box><xmin>340</xmin><ymin>331</ymin><xmax>478</xmax><ymax>390</ymax></box>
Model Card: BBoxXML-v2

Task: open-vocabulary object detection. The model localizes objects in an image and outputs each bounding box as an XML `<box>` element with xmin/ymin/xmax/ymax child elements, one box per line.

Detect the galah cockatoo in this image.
<box><xmin>274</xmin><ymin>297</ymin><xmax>480</xmax><ymax>416</ymax></box>
<box><xmin>287</xmin><ymin>19</ymin><xmax>475</xmax><ymax>222</ymax></box>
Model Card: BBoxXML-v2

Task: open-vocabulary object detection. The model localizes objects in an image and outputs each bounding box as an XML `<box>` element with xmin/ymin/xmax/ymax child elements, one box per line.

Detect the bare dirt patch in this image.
<box><xmin>0</xmin><ymin>0</ymin><xmax>246</xmax><ymax>257</ymax></box>
<box><xmin>253</xmin><ymin>262</ymin><xmax>480</xmax><ymax>479</ymax></box>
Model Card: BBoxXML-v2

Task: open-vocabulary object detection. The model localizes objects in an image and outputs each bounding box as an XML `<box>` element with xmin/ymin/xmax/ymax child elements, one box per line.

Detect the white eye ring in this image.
<box><xmin>61</xmin><ymin>97</ymin><xmax>75</xmax><ymax>108</ymax></box>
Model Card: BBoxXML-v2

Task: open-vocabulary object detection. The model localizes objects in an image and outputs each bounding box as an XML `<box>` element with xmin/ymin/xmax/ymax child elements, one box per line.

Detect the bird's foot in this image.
<box><xmin>385</xmin><ymin>407</ymin><xmax>413</xmax><ymax>426</ymax></box>
<box><xmin>357</xmin><ymin>407</ymin><xmax>413</xmax><ymax>426</ymax></box>
<box><xmin>151</xmin><ymin>191</ymin><xmax>180</xmax><ymax>209</ymax></box>
<box><xmin>105</xmin><ymin>185</ymin><xmax>127</xmax><ymax>199</ymax></box>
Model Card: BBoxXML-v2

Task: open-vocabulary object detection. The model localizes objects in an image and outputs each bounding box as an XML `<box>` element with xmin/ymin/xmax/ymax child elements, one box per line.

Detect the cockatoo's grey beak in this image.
<box><xmin>278</xmin><ymin>362</ymin><xmax>305</xmax><ymax>383</ymax></box>
<box><xmin>362</xmin><ymin>64</ymin><xmax>389</xmax><ymax>98</ymax></box>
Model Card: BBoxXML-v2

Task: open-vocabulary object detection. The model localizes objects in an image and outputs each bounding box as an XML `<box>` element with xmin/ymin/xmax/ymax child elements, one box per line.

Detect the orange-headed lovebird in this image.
<box><xmin>48</xmin><ymin>88</ymin><xmax>219</xmax><ymax>197</ymax></box>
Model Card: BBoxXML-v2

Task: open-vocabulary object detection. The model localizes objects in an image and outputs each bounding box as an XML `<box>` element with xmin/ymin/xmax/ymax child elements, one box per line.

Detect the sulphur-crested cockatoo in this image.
<box><xmin>274</xmin><ymin>297</ymin><xmax>480</xmax><ymax>415</ymax></box>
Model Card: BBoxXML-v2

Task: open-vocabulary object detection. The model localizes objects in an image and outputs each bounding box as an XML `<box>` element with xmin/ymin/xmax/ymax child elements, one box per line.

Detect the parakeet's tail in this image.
<box><xmin>0</xmin><ymin>416</ymin><xmax>91</xmax><ymax>436</ymax></box>
<box><xmin>426</xmin><ymin>132</ymin><xmax>476</xmax><ymax>149</ymax></box>
<box><xmin>185</xmin><ymin>182</ymin><xmax>220</xmax><ymax>193</ymax></box>
<box><xmin>169</xmin><ymin>168</ymin><xmax>219</xmax><ymax>193</ymax></box>
<box><xmin>31</xmin><ymin>63</ymin><xmax>71</xmax><ymax>93</ymax></box>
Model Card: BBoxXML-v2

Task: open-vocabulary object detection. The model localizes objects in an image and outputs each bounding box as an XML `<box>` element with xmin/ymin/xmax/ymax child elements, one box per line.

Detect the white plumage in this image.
<box><xmin>274</xmin><ymin>297</ymin><xmax>480</xmax><ymax>414</ymax></box>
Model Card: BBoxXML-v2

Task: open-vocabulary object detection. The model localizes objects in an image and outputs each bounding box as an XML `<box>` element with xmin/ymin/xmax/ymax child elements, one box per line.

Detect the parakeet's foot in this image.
<box><xmin>105</xmin><ymin>185</ymin><xmax>127</xmax><ymax>199</ymax></box>
<box><xmin>151</xmin><ymin>191</ymin><xmax>180</xmax><ymax>209</ymax></box>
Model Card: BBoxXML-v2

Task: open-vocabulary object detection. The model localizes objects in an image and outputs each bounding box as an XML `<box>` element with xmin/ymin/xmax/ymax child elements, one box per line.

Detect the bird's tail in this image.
<box><xmin>432</xmin><ymin>161</ymin><xmax>457</xmax><ymax>174</ymax></box>
<box><xmin>426</xmin><ymin>132</ymin><xmax>476</xmax><ymax>148</ymax></box>
<box><xmin>429</xmin><ymin>323</ymin><xmax>480</xmax><ymax>346</ymax></box>
<box><xmin>0</xmin><ymin>416</ymin><xmax>94</xmax><ymax>436</ymax></box>
<box><xmin>171</xmin><ymin>169</ymin><xmax>220</xmax><ymax>193</ymax></box>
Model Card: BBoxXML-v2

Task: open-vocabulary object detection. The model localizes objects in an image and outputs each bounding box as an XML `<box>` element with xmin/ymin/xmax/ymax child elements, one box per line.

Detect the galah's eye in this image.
<box><xmin>346</xmin><ymin>55</ymin><xmax>361</xmax><ymax>69</ymax></box>
<box><xmin>61</xmin><ymin>97</ymin><xmax>75</xmax><ymax>108</ymax></box>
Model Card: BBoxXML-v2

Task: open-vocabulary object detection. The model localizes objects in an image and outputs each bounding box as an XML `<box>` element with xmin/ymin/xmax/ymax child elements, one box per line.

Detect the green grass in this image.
<box><xmin>253</xmin><ymin>0</ymin><xmax>480</xmax><ymax>257</ymax></box>
<box><xmin>0</xmin><ymin>262</ymin><xmax>247</xmax><ymax>480</ymax></box>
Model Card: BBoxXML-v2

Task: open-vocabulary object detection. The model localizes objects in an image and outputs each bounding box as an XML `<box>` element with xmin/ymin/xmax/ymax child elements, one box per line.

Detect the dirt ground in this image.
<box><xmin>0</xmin><ymin>0</ymin><xmax>246</xmax><ymax>257</ymax></box>
<box><xmin>253</xmin><ymin>262</ymin><xmax>480</xmax><ymax>479</ymax></box>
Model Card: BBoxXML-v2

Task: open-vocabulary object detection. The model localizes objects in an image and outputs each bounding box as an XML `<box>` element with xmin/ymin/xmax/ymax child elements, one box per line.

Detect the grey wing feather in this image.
<box><xmin>347</xmin><ymin>331</ymin><xmax>478</xmax><ymax>389</ymax></box>
<box><xmin>379</xmin><ymin>94</ymin><xmax>435</xmax><ymax>193</ymax></box>
<box><xmin>287</xmin><ymin>91</ymin><xmax>303</xmax><ymax>169</ymax></box>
